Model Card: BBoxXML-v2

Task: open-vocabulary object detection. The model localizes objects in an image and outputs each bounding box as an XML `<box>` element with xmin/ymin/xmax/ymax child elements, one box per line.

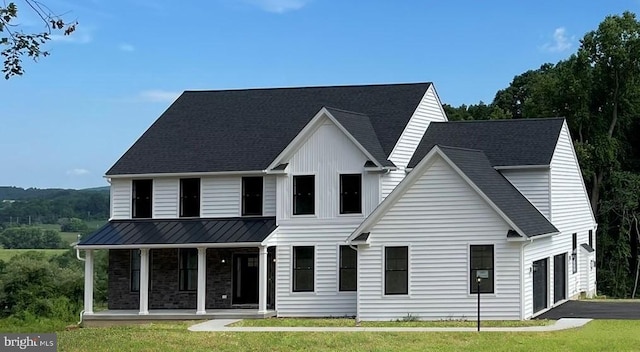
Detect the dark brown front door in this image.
<box><xmin>233</xmin><ymin>254</ymin><xmax>258</xmax><ymax>305</ymax></box>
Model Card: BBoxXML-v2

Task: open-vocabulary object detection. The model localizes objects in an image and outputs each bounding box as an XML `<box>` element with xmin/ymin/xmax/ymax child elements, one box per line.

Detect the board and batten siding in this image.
<box><xmin>501</xmin><ymin>169</ymin><xmax>550</xmax><ymax>219</ymax></box>
<box><xmin>273</xmin><ymin>117</ymin><xmax>381</xmax><ymax>316</ymax></box>
<box><xmin>110</xmin><ymin>179</ymin><xmax>131</xmax><ymax>219</ymax></box>
<box><xmin>387</xmin><ymin>85</ymin><xmax>448</xmax><ymax>168</ymax></box>
<box><xmin>276</xmin><ymin>118</ymin><xmax>380</xmax><ymax>221</ymax></box>
<box><xmin>358</xmin><ymin>156</ymin><xmax>522</xmax><ymax>321</ymax></box>
<box><xmin>153</xmin><ymin>178</ymin><xmax>178</xmax><ymax>218</ymax></box>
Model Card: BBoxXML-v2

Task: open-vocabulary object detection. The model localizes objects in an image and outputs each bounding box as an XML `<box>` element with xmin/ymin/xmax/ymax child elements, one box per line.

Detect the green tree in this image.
<box><xmin>0</xmin><ymin>1</ymin><xmax>77</xmax><ymax>79</ymax></box>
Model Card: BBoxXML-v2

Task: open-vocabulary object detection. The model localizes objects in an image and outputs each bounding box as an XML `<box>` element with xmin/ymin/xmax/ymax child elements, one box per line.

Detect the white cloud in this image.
<box><xmin>138</xmin><ymin>90</ymin><xmax>181</xmax><ymax>103</ymax></box>
<box><xmin>542</xmin><ymin>27</ymin><xmax>573</xmax><ymax>53</ymax></box>
<box><xmin>119</xmin><ymin>43</ymin><xmax>135</xmax><ymax>52</ymax></box>
<box><xmin>67</xmin><ymin>168</ymin><xmax>90</xmax><ymax>176</ymax></box>
<box><xmin>242</xmin><ymin>0</ymin><xmax>310</xmax><ymax>13</ymax></box>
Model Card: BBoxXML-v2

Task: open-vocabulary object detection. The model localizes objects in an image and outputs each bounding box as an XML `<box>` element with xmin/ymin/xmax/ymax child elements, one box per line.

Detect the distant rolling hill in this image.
<box><xmin>0</xmin><ymin>186</ymin><xmax>108</xmax><ymax>201</ymax></box>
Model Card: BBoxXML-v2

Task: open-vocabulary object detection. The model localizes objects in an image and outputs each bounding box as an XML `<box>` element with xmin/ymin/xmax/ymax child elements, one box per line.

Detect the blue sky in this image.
<box><xmin>2</xmin><ymin>0</ymin><xmax>638</xmax><ymax>189</ymax></box>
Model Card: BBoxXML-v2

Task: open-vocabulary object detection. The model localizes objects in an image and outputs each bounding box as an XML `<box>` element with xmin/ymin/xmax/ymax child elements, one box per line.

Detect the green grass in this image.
<box><xmin>61</xmin><ymin>232</ymin><xmax>81</xmax><ymax>245</ymax></box>
<box><xmin>0</xmin><ymin>249</ymin><xmax>67</xmax><ymax>261</ymax></box>
<box><xmin>41</xmin><ymin>320</ymin><xmax>640</xmax><ymax>351</ymax></box>
<box><xmin>230</xmin><ymin>318</ymin><xmax>552</xmax><ymax>328</ymax></box>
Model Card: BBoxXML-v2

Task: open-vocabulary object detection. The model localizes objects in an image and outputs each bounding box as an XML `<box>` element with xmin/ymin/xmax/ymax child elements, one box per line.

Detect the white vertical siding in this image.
<box><xmin>201</xmin><ymin>176</ymin><xmax>241</xmax><ymax>217</ymax></box>
<box><xmin>263</xmin><ymin>176</ymin><xmax>277</xmax><ymax>216</ymax></box>
<box><xmin>387</xmin><ymin>85</ymin><xmax>448</xmax><ymax>168</ymax></box>
<box><xmin>358</xmin><ymin>156</ymin><xmax>521</xmax><ymax>321</ymax></box>
<box><xmin>153</xmin><ymin>178</ymin><xmax>178</xmax><ymax>218</ymax></box>
<box><xmin>110</xmin><ymin>179</ymin><xmax>131</xmax><ymax>219</ymax></box>
<box><xmin>273</xmin><ymin>117</ymin><xmax>380</xmax><ymax>316</ymax></box>
<box><xmin>277</xmin><ymin>118</ymin><xmax>379</xmax><ymax>221</ymax></box>
<box><xmin>501</xmin><ymin>169</ymin><xmax>550</xmax><ymax>219</ymax></box>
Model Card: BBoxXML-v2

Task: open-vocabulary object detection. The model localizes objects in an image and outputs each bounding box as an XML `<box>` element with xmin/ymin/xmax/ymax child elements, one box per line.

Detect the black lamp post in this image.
<box><xmin>477</xmin><ymin>276</ymin><xmax>481</xmax><ymax>332</ymax></box>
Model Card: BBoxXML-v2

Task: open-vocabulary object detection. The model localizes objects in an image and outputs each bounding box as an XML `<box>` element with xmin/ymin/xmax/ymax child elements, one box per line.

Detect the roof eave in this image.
<box><xmin>76</xmin><ymin>242</ymin><xmax>265</xmax><ymax>250</ymax></box>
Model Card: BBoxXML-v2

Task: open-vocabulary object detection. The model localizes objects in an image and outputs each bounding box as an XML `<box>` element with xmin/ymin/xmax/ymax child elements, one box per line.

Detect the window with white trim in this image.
<box><xmin>384</xmin><ymin>246</ymin><xmax>408</xmax><ymax>295</ymax></box>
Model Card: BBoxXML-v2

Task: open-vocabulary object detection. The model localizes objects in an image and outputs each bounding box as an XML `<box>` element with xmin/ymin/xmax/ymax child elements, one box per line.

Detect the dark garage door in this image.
<box><xmin>533</xmin><ymin>258</ymin><xmax>548</xmax><ymax>313</ymax></box>
<box><xmin>554</xmin><ymin>253</ymin><xmax>566</xmax><ymax>303</ymax></box>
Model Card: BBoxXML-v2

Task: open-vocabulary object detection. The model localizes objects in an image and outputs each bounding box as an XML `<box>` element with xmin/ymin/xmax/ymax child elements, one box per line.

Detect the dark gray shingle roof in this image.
<box><xmin>78</xmin><ymin>217</ymin><xmax>276</xmax><ymax>246</ymax></box>
<box><xmin>325</xmin><ymin>107</ymin><xmax>395</xmax><ymax>167</ymax></box>
<box><xmin>409</xmin><ymin>118</ymin><xmax>565</xmax><ymax>168</ymax></box>
<box><xmin>438</xmin><ymin>146</ymin><xmax>558</xmax><ymax>238</ymax></box>
<box><xmin>107</xmin><ymin>83</ymin><xmax>431</xmax><ymax>175</ymax></box>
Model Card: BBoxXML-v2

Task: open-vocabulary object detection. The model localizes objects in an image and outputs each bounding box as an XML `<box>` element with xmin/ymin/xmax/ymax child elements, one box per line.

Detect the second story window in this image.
<box><xmin>242</xmin><ymin>177</ymin><xmax>263</xmax><ymax>216</ymax></box>
<box><xmin>293</xmin><ymin>175</ymin><xmax>315</xmax><ymax>215</ymax></box>
<box><xmin>180</xmin><ymin>178</ymin><xmax>200</xmax><ymax>217</ymax></box>
<box><xmin>132</xmin><ymin>179</ymin><xmax>152</xmax><ymax>218</ymax></box>
<box><xmin>340</xmin><ymin>174</ymin><xmax>362</xmax><ymax>214</ymax></box>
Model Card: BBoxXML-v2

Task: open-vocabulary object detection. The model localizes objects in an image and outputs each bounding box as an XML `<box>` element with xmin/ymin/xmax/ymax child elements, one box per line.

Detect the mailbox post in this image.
<box><xmin>476</xmin><ymin>270</ymin><xmax>488</xmax><ymax>332</ymax></box>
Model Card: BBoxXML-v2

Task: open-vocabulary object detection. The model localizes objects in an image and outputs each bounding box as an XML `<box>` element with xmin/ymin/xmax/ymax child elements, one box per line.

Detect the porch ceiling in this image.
<box><xmin>77</xmin><ymin>217</ymin><xmax>276</xmax><ymax>248</ymax></box>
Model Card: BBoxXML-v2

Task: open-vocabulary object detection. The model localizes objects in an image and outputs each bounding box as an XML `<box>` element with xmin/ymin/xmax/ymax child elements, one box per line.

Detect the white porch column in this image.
<box><xmin>139</xmin><ymin>248</ymin><xmax>150</xmax><ymax>315</ymax></box>
<box><xmin>83</xmin><ymin>249</ymin><xmax>94</xmax><ymax>315</ymax></box>
<box><xmin>258</xmin><ymin>246</ymin><xmax>268</xmax><ymax>313</ymax></box>
<box><xmin>196</xmin><ymin>247</ymin><xmax>207</xmax><ymax>315</ymax></box>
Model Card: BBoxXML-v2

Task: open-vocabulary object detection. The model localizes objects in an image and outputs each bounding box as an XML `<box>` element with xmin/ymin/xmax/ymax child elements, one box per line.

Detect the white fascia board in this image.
<box><xmin>106</xmin><ymin>170</ymin><xmax>266</xmax><ymax>179</ymax></box>
<box><xmin>76</xmin><ymin>242</ymin><xmax>264</xmax><ymax>250</ymax></box>
<box><xmin>428</xmin><ymin>84</ymin><xmax>449</xmax><ymax>122</ymax></box>
<box><xmin>260</xmin><ymin>228</ymin><xmax>279</xmax><ymax>247</ymax></box>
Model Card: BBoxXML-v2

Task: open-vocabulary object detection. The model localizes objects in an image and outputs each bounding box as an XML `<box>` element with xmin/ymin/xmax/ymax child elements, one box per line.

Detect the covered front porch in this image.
<box><xmin>77</xmin><ymin>217</ymin><xmax>278</xmax><ymax>322</ymax></box>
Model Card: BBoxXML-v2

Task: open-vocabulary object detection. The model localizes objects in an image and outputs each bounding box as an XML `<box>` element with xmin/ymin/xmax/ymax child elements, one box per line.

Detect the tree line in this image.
<box><xmin>0</xmin><ymin>187</ymin><xmax>109</xmax><ymax>225</ymax></box>
<box><xmin>446</xmin><ymin>11</ymin><xmax>640</xmax><ymax>298</ymax></box>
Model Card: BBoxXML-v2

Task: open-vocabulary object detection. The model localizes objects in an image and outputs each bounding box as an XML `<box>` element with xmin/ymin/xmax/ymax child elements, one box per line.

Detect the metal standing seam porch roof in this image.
<box><xmin>77</xmin><ymin>217</ymin><xmax>277</xmax><ymax>247</ymax></box>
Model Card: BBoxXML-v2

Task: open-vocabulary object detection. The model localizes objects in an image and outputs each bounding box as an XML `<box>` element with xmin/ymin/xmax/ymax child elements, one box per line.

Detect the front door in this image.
<box><xmin>533</xmin><ymin>258</ymin><xmax>548</xmax><ymax>313</ymax></box>
<box><xmin>553</xmin><ymin>253</ymin><xmax>567</xmax><ymax>303</ymax></box>
<box><xmin>233</xmin><ymin>254</ymin><xmax>259</xmax><ymax>305</ymax></box>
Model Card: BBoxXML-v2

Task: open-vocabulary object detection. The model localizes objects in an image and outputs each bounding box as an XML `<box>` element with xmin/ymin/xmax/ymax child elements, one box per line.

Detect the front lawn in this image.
<box><xmin>230</xmin><ymin>318</ymin><xmax>552</xmax><ymax>328</ymax></box>
<box><xmin>27</xmin><ymin>320</ymin><xmax>639</xmax><ymax>351</ymax></box>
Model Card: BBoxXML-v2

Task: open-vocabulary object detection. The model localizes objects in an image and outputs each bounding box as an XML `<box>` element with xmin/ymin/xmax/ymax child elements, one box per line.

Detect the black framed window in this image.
<box><xmin>293</xmin><ymin>175</ymin><xmax>314</xmax><ymax>215</ymax></box>
<box><xmin>572</xmin><ymin>233</ymin><xmax>578</xmax><ymax>274</ymax></box>
<box><xmin>242</xmin><ymin>177</ymin><xmax>263</xmax><ymax>216</ymax></box>
<box><xmin>179</xmin><ymin>248</ymin><xmax>198</xmax><ymax>291</ymax></box>
<box><xmin>132</xmin><ymin>179</ymin><xmax>152</xmax><ymax>218</ymax></box>
<box><xmin>339</xmin><ymin>246</ymin><xmax>357</xmax><ymax>291</ymax></box>
<box><xmin>131</xmin><ymin>250</ymin><xmax>141</xmax><ymax>292</ymax></box>
<box><xmin>385</xmin><ymin>246</ymin><xmax>408</xmax><ymax>295</ymax></box>
<box><xmin>293</xmin><ymin>246</ymin><xmax>314</xmax><ymax>292</ymax></box>
<box><xmin>180</xmin><ymin>178</ymin><xmax>200</xmax><ymax>217</ymax></box>
<box><xmin>470</xmin><ymin>245</ymin><xmax>494</xmax><ymax>294</ymax></box>
<box><xmin>588</xmin><ymin>230</ymin><xmax>593</xmax><ymax>248</ymax></box>
<box><xmin>130</xmin><ymin>250</ymin><xmax>152</xmax><ymax>292</ymax></box>
<box><xmin>340</xmin><ymin>174</ymin><xmax>362</xmax><ymax>214</ymax></box>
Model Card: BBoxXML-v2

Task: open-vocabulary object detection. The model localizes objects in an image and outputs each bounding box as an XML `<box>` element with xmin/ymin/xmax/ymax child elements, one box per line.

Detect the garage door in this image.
<box><xmin>533</xmin><ymin>258</ymin><xmax>548</xmax><ymax>313</ymax></box>
<box><xmin>554</xmin><ymin>253</ymin><xmax>566</xmax><ymax>303</ymax></box>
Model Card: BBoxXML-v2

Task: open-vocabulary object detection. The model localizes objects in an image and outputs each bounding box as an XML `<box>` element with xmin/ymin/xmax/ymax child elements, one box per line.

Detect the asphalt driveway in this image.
<box><xmin>537</xmin><ymin>301</ymin><xmax>640</xmax><ymax>320</ymax></box>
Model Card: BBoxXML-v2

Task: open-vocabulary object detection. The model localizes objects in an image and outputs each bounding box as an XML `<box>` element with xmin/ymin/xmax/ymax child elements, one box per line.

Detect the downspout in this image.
<box><xmin>348</xmin><ymin>243</ymin><xmax>360</xmax><ymax>325</ymax></box>
<box><xmin>75</xmin><ymin>234</ymin><xmax>86</xmax><ymax>325</ymax></box>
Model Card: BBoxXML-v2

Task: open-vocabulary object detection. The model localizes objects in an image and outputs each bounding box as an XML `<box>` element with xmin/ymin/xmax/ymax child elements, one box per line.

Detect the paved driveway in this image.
<box><xmin>537</xmin><ymin>301</ymin><xmax>640</xmax><ymax>320</ymax></box>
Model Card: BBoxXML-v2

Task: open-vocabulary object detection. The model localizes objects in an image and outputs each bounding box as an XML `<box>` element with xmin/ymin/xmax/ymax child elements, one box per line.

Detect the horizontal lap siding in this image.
<box><xmin>153</xmin><ymin>178</ymin><xmax>178</xmax><ymax>218</ymax></box>
<box><xmin>264</xmin><ymin>176</ymin><xmax>276</xmax><ymax>216</ymax></box>
<box><xmin>110</xmin><ymin>179</ymin><xmax>131</xmax><ymax>219</ymax></box>
<box><xmin>522</xmin><ymin>123</ymin><xmax>596</xmax><ymax>318</ymax></box>
<box><xmin>275</xmin><ymin>220</ymin><xmax>361</xmax><ymax>317</ymax></box>
<box><xmin>501</xmin><ymin>169</ymin><xmax>550</xmax><ymax>219</ymax></box>
<box><xmin>388</xmin><ymin>85</ymin><xmax>447</xmax><ymax>168</ymax></box>
<box><xmin>358</xmin><ymin>157</ymin><xmax>521</xmax><ymax>321</ymax></box>
<box><xmin>201</xmin><ymin>176</ymin><xmax>240</xmax><ymax>217</ymax></box>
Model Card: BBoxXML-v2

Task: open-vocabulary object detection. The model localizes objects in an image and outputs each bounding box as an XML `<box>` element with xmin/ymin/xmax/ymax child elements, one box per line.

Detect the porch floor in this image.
<box><xmin>83</xmin><ymin>309</ymin><xmax>276</xmax><ymax>324</ymax></box>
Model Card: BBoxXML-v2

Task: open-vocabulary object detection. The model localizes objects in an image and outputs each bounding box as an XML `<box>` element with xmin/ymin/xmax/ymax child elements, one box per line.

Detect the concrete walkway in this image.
<box><xmin>188</xmin><ymin>318</ymin><xmax>591</xmax><ymax>332</ymax></box>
